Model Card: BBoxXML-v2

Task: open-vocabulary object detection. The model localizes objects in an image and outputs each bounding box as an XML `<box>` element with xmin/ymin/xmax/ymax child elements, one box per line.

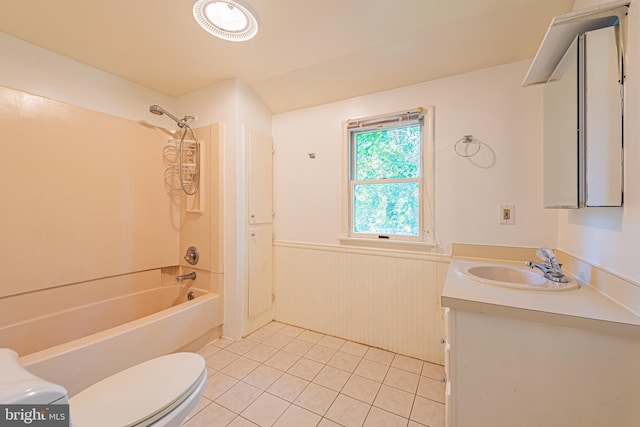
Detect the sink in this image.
<box><xmin>455</xmin><ymin>264</ymin><xmax>579</xmax><ymax>291</ymax></box>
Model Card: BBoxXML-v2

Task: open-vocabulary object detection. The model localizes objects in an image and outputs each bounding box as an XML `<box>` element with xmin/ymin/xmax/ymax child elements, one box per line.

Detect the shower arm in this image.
<box><xmin>149</xmin><ymin>105</ymin><xmax>194</xmax><ymax>129</ymax></box>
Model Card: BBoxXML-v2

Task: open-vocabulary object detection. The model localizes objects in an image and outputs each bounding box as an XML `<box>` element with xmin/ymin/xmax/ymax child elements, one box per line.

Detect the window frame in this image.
<box><xmin>340</xmin><ymin>107</ymin><xmax>435</xmax><ymax>248</ymax></box>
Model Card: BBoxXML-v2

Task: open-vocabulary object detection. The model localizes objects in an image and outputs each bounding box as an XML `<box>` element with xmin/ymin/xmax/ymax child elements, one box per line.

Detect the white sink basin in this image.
<box><xmin>455</xmin><ymin>264</ymin><xmax>579</xmax><ymax>291</ymax></box>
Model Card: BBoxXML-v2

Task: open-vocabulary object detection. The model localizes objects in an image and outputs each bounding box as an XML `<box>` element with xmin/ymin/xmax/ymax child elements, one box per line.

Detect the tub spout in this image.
<box><xmin>177</xmin><ymin>272</ymin><xmax>196</xmax><ymax>282</ymax></box>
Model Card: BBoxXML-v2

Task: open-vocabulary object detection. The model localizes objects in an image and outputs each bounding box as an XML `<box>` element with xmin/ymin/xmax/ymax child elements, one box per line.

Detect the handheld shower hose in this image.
<box><xmin>149</xmin><ymin>105</ymin><xmax>200</xmax><ymax>195</ymax></box>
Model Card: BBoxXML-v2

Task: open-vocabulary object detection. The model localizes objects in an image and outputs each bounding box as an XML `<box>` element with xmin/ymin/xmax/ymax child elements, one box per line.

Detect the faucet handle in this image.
<box><xmin>184</xmin><ymin>246</ymin><xmax>199</xmax><ymax>265</ymax></box>
<box><xmin>536</xmin><ymin>247</ymin><xmax>553</xmax><ymax>262</ymax></box>
<box><xmin>536</xmin><ymin>247</ymin><xmax>561</xmax><ymax>269</ymax></box>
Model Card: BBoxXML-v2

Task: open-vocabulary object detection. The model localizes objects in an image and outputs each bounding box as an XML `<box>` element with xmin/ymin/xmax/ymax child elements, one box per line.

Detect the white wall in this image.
<box><xmin>0</xmin><ymin>33</ymin><xmax>175</xmax><ymax>127</ymax></box>
<box><xmin>177</xmin><ymin>78</ymin><xmax>273</xmax><ymax>339</ymax></box>
<box><xmin>556</xmin><ymin>0</ymin><xmax>640</xmax><ymax>285</ymax></box>
<box><xmin>236</xmin><ymin>80</ymin><xmax>274</xmax><ymax>335</ymax></box>
<box><xmin>176</xmin><ymin>80</ymin><xmax>242</xmax><ymax>338</ymax></box>
<box><xmin>273</xmin><ymin>60</ymin><xmax>558</xmax><ymax>253</ymax></box>
<box><xmin>271</xmin><ymin>60</ymin><xmax>558</xmax><ymax>362</ymax></box>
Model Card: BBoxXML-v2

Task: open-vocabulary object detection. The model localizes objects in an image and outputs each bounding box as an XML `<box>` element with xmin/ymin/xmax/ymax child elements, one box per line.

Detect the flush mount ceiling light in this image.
<box><xmin>193</xmin><ymin>0</ymin><xmax>259</xmax><ymax>42</ymax></box>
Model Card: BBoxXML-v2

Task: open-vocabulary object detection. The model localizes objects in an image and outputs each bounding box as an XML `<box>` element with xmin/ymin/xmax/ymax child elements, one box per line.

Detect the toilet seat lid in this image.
<box><xmin>69</xmin><ymin>352</ymin><xmax>205</xmax><ymax>427</ymax></box>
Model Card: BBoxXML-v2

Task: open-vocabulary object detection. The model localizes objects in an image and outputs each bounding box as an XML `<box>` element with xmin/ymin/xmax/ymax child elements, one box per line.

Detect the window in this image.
<box><xmin>343</xmin><ymin>107</ymin><xmax>433</xmax><ymax>245</ymax></box>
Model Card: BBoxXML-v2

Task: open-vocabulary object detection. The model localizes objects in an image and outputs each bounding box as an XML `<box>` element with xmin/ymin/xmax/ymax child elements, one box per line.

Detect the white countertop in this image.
<box><xmin>442</xmin><ymin>258</ymin><xmax>640</xmax><ymax>338</ymax></box>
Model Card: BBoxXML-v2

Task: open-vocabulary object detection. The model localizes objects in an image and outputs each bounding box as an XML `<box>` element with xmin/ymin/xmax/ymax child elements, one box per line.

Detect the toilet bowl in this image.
<box><xmin>0</xmin><ymin>348</ymin><xmax>207</xmax><ymax>427</ymax></box>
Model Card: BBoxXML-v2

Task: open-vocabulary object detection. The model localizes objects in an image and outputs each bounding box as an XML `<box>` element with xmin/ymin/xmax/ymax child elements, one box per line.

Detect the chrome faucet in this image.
<box><xmin>525</xmin><ymin>247</ymin><xmax>568</xmax><ymax>283</ymax></box>
<box><xmin>176</xmin><ymin>272</ymin><xmax>197</xmax><ymax>282</ymax></box>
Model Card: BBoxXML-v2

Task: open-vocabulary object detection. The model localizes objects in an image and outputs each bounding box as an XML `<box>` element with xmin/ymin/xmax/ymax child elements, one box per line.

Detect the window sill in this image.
<box><xmin>338</xmin><ymin>236</ymin><xmax>435</xmax><ymax>252</ymax></box>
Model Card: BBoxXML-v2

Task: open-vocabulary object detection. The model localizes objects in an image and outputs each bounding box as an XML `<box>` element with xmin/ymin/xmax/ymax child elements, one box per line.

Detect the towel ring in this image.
<box><xmin>454</xmin><ymin>135</ymin><xmax>482</xmax><ymax>158</ymax></box>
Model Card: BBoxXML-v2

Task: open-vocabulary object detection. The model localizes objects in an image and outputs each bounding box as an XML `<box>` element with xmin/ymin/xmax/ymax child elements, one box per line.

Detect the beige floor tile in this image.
<box><xmin>241</xmin><ymin>392</ymin><xmax>290</xmax><ymax>426</ymax></box>
<box><xmin>202</xmin><ymin>372</ymin><xmax>239</xmax><ymax>400</ymax></box>
<box><xmin>243</xmin><ymin>343</ymin><xmax>280</xmax><ymax>364</ymax></box>
<box><xmin>263</xmin><ymin>333</ymin><xmax>296</xmax><ymax>349</ymax></box>
<box><xmin>197</xmin><ymin>343</ymin><xmax>222</xmax><ymax>358</ymax></box>
<box><xmin>221</xmin><ymin>357</ymin><xmax>260</xmax><ymax>380</ymax></box>
<box><xmin>317</xmin><ymin>419</ymin><xmax>342</xmax><ymax>427</ymax></box>
<box><xmin>193</xmin><ymin>324</ymin><xmax>446</xmax><ymax>427</ymax></box>
<box><xmin>421</xmin><ymin>362</ymin><xmax>445</xmax><ymax>381</ymax></box>
<box><xmin>215</xmin><ymin>382</ymin><xmax>262</xmax><ymax>414</ymax></box>
<box><xmin>410</xmin><ymin>396</ymin><xmax>444</xmax><ymax>427</ymax></box>
<box><xmin>304</xmin><ymin>344</ymin><xmax>337</xmax><ymax>364</ymax></box>
<box><xmin>340</xmin><ymin>341</ymin><xmax>369</xmax><ymax>357</ymax></box>
<box><xmin>294</xmin><ymin>383</ymin><xmax>338</xmax><ymax>416</ymax></box>
<box><xmin>183</xmin><ymin>402</ymin><xmax>236</xmax><ymax>427</ymax></box>
<box><xmin>261</xmin><ymin>321</ymin><xmax>287</xmax><ymax>332</ymax></box>
<box><xmin>227</xmin><ymin>417</ymin><xmax>259</xmax><ymax>427</ymax></box>
<box><xmin>243</xmin><ymin>364</ymin><xmax>284</xmax><ymax>390</ymax></box>
<box><xmin>274</xmin><ymin>404</ymin><xmax>321</xmax><ymax>427</ymax></box>
<box><xmin>364</xmin><ymin>347</ymin><xmax>395</xmax><ymax>365</ymax></box>
<box><xmin>298</xmin><ymin>330</ymin><xmax>325</xmax><ymax>344</ymax></box>
<box><xmin>267</xmin><ymin>373</ymin><xmax>309</xmax><ymax>402</ymax></box>
<box><xmin>246</xmin><ymin>328</ymin><xmax>277</xmax><ymax>343</ymax></box>
<box><xmin>416</xmin><ymin>376</ymin><xmax>445</xmax><ymax>403</ymax></box>
<box><xmin>325</xmin><ymin>394</ymin><xmax>372</xmax><ymax>427</ymax></box>
<box><xmin>318</xmin><ymin>335</ymin><xmax>347</xmax><ymax>350</ymax></box>
<box><xmin>212</xmin><ymin>338</ymin><xmax>234</xmax><ymax>348</ymax></box>
<box><xmin>384</xmin><ymin>367</ymin><xmax>420</xmax><ymax>394</ymax></box>
<box><xmin>181</xmin><ymin>396</ymin><xmax>211</xmax><ymax>425</ymax></box>
<box><xmin>264</xmin><ymin>350</ymin><xmax>301</xmax><ymax>372</ymax></box>
<box><xmin>341</xmin><ymin>374</ymin><xmax>381</xmax><ymax>404</ymax></box>
<box><xmin>373</xmin><ymin>385</ymin><xmax>415</xmax><ymax>418</ymax></box>
<box><xmin>354</xmin><ymin>358</ymin><xmax>390</xmax><ymax>383</ymax></box>
<box><xmin>327</xmin><ymin>351</ymin><xmax>361</xmax><ymax>373</ymax></box>
<box><xmin>206</xmin><ymin>349</ymin><xmax>240</xmax><ymax>371</ymax></box>
<box><xmin>282</xmin><ymin>339</ymin><xmax>315</xmax><ymax>356</ymax></box>
<box><xmin>392</xmin><ymin>354</ymin><xmax>424</xmax><ymax>374</ymax></box>
<box><xmin>226</xmin><ymin>339</ymin><xmax>260</xmax><ymax>356</ymax></box>
<box><xmin>288</xmin><ymin>357</ymin><xmax>324</xmax><ymax>381</ymax></box>
<box><xmin>312</xmin><ymin>365</ymin><xmax>351</xmax><ymax>392</ymax></box>
<box><xmin>279</xmin><ymin>325</ymin><xmax>306</xmax><ymax>337</ymax></box>
<box><xmin>364</xmin><ymin>406</ymin><xmax>409</xmax><ymax>427</ymax></box>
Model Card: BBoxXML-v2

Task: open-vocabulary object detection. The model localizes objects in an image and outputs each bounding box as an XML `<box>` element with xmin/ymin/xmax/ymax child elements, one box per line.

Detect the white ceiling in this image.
<box><xmin>0</xmin><ymin>0</ymin><xmax>575</xmax><ymax>113</ymax></box>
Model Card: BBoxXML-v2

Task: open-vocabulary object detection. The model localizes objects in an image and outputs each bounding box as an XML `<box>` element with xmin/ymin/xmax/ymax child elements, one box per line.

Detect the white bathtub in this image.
<box><xmin>0</xmin><ymin>270</ymin><xmax>222</xmax><ymax>396</ymax></box>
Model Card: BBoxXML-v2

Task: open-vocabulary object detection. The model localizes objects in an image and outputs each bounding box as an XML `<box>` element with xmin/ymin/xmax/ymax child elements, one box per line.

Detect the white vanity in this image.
<box><xmin>442</xmin><ymin>256</ymin><xmax>640</xmax><ymax>427</ymax></box>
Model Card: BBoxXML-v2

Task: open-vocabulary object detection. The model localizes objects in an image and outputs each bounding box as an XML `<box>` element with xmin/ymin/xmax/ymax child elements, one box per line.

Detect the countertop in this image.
<box><xmin>442</xmin><ymin>257</ymin><xmax>640</xmax><ymax>338</ymax></box>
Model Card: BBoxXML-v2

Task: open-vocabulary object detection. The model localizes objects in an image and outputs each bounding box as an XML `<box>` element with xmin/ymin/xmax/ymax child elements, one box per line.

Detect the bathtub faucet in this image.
<box><xmin>177</xmin><ymin>272</ymin><xmax>197</xmax><ymax>283</ymax></box>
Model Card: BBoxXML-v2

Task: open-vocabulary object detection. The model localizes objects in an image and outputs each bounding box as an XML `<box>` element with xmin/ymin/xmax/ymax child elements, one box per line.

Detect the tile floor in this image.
<box><xmin>182</xmin><ymin>321</ymin><xmax>445</xmax><ymax>427</ymax></box>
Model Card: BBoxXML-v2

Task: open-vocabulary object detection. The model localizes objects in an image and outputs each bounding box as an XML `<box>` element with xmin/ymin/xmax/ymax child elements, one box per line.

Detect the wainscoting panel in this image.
<box><xmin>274</xmin><ymin>241</ymin><xmax>448</xmax><ymax>364</ymax></box>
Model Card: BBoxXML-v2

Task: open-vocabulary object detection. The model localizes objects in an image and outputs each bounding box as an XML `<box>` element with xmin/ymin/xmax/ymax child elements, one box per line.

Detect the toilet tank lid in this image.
<box><xmin>0</xmin><ymin>349</ymin><xmax>68</xmax><ymax>404</ymax></box>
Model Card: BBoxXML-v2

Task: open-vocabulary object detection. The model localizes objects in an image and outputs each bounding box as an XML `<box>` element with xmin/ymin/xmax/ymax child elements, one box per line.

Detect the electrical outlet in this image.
<box><xmin>499</xmin><ymin>204</ymin><xmax>515</xmax><ymax>225</ymax></box>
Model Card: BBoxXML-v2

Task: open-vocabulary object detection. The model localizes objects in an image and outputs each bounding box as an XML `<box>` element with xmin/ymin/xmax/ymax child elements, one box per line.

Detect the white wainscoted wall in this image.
<box><xmin>273</xmin><ymin>60</ymin><xmax>558</xmax><ymax>365</ymax></box>
<box><xmin>274</xmin><ymin>242</ymin><xmax>449</xmax><ymax>364</ymax></box>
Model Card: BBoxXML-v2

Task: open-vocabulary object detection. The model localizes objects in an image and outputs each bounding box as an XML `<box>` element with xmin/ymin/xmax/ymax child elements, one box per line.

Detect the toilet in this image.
<box><xmin>0</xmin><ymin>348</ymin><xmax>207</xmax><ymax>427</ymax></box>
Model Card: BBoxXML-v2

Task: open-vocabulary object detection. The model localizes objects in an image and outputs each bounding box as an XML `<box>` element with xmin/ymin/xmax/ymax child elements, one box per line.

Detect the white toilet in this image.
<box><xmin>0</xmin><ymin>348</ymin><xmax>207</xmax><ymax>427</ymax></box>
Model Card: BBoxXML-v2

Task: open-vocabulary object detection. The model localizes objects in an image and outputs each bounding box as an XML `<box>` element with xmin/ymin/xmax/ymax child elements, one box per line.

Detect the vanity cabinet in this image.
<box><xmin>445</xmin><ymin>307</ymin><xmax>640</xmax><ymax>427</ymax></box>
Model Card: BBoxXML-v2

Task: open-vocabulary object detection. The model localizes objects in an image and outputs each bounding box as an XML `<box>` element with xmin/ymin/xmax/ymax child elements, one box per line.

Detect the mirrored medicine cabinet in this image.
<box><xmin>524</xmin><ymin>2</ymin><xmax>628</xmax><ymax>209</ymax></box>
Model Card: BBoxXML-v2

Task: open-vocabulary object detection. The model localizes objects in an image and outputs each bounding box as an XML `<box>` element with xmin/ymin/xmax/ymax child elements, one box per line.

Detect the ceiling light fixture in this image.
<box><xmin>193</xmin><ymin>0</ymin><xmax>259</xmax><ymax>42</ymax></box>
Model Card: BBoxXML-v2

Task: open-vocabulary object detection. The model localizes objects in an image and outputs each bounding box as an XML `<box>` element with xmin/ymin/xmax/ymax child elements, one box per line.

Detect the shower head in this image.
<box><xmin>149</xmin><ymin>105</ymin><xmax>190</xmax><ymax>128</ymax></box>
<box><xmin>149</xmin><ymin>105</ymin><xmax>164</xmax><ymax>116</ymax></box>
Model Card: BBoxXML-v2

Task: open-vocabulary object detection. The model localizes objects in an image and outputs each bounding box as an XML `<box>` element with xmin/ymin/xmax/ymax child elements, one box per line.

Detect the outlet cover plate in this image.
<box><xmin>499</xmin><ymin>204</ymin><xmax>515</xmax><ymax>225</ymax></box>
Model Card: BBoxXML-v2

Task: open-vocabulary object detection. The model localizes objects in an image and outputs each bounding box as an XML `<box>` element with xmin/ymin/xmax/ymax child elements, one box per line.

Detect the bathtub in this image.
<box><xmin>0</xmin><ymin>269</ymin><xmax>222</xmax><ymax>396</ymax></box>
